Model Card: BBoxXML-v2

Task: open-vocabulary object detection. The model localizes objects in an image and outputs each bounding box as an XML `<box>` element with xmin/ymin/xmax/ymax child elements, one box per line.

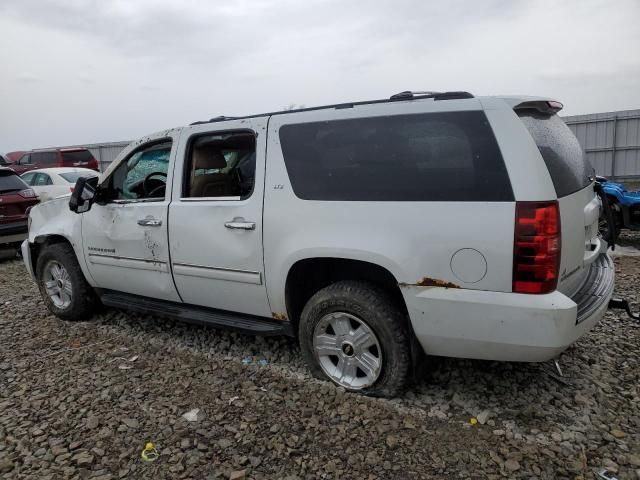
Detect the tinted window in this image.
<box><xmin>61</xmin><ymin>150</ymin><xmax>93</xmax><ymax>164</ymax></box>
<box><xmin>18</xmin><ymin>154</ymin><xmax>31</xmax><ymax>165</ymax></box>
<box><xmin>517</xmin><ymin>111</ymin><xmax>592</xmax><ymax>197</ymax></box>
<box><xmin>31</xmin><ymin>151</ymin><xmax>57</xmax><ymax>165</ymax></box>
<box><xmin>279</xmin><ymin>111</ymin><xmax>513</xmax><ymax>201</ymax></box>
<box><xmin>0</xmin><ymin>172</ymin><xmax>28</xmax><ymax>192</ymax></box>
<box><xmin>59</xmin><ymin>171</ymin><xmax>98</xmax><ymax>183</ymax></box>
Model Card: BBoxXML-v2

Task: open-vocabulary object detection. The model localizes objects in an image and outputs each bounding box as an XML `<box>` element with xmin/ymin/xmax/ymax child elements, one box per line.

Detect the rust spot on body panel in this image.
<box><xmin>400</xmin><ymin>277</ymin><xmax>460</xmax><ymax>289</ymax></box>
<box><xmin>271</xmin><ymin>312</ymin><xmax>288</xmax><ymax>321</ymax></box>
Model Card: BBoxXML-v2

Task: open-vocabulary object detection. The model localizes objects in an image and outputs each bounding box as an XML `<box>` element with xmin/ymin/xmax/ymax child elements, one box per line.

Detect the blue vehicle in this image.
<box><xmin>597</xmin><ymin>176</ymin><xmax>640</xmax><ymax>237</ymax></box>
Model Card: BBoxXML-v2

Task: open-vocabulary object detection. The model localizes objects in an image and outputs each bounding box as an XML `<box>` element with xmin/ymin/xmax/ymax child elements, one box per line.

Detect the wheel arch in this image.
<box><xmin>283</xmin><ymin>257</ymin><xmax>408</xmax><ymax>330</ymax></box>
<box><xmin>30</xmin><ymin>234</ymin><xmax>72</xmax><ymax>274</ymax></box>
<box><xmin>30</xmin><ymin>233</ymin><xmax>94</xmax><ymax>286</ymax></box>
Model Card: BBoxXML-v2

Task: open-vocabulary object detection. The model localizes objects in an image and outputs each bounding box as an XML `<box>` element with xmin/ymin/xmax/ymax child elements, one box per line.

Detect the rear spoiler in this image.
<box><xmin>513</xmin><ymin>100</ymin><xmax>564</xmax><ymax>114</ymax></box>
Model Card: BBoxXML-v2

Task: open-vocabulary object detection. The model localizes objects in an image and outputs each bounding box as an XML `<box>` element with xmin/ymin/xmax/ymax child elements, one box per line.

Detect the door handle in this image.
<box><xmin>137</xmin><ymin>217</ymin><xmax>162</xmax><ymax>227</ymax></box>
<box><xmin>224</xmin><ymin>217</ymin><xmax>256</xmax><ymax>230</ymax></box>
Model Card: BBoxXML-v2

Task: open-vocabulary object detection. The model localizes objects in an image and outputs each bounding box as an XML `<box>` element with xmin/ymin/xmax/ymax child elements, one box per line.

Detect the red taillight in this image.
<box><xmin>69</xmin><ymin>187</ymin><xmax>75</xmax><ymax>193</ymax></box>
<box><xmin>513</xmin><ymin>201</ymin><xmax>561</xmax><ymax>294</ymax></box>
<box><xmin>18</xmin><ymin>188</ymin><xmax>37</xmax><ymax>198</ymax></box>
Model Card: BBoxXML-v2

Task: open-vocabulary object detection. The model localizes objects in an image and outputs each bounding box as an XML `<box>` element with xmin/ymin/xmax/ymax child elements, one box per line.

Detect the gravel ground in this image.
<box><xmin>1</xmin><ymin>240</ymin><xmax>639</xmax><ymax>479</ymax></box>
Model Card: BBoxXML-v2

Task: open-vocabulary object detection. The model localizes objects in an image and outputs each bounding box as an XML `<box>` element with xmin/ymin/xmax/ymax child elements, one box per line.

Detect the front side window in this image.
<box><xmin>19</xmin><ymin>154</ymin><xmax>31</xmax><ymax>165</ymax></box>
<box><xmin>106</xmin><ymin>141</ymin><xmax>172</xmax><ymax>201</ymax></box>
<box><xmin>279</xmin><ymin>111</ymin><xmax>513</xmax><ymax>201</ymax></box>
<box><xmin>183</xmin><ymin>131</ymin><xmax>256</xmax><ymax>199</ymax></box>
<box><xmin>21</xmin><ymin>172</ymin><xmax>36</xmax><ymax>185</ymax></box>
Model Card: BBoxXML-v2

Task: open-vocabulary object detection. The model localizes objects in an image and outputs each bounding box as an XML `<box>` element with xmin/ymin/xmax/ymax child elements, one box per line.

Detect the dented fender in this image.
<box><xmin>27</xmin><ymin>197</ymin><xmax>96</xmax><ymax>285</ymax></box>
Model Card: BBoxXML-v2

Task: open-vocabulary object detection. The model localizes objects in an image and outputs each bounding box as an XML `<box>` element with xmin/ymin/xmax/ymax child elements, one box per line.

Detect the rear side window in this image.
<box><xmin>59</xmin><ymin>171</ymin><xmax>98</xmax><ymax>183</ymax></box>
<box><xmin>61</xmin><ymin>150</ymin><xmax>94</xmax><ymax>164</ymax></box>
<box><xmin>279</xmin><ymin>111</ymin><xmax>513</xmax><ymax>201</ymax></box>
<box><xmin>31</xmin><ymin>151</ymin><xmax>57</xmax><ymax>165</ymax></box>
<box><xmin>0</xmin><ymin>172</ymin><xmax>28</xmax><ymax>192</ymax></box>
<box><xmin>517</xmin><ymin>111</ymin><xmax>592</xmax><ymax>197</ymax></box>
<box><xmin>34</xmin><ymin>173</ymin><xmax>53</xmax><ymax>186</ymax></box>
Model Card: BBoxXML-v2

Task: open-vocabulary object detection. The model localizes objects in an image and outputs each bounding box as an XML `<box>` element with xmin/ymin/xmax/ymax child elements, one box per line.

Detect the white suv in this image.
<box><xmin>22</xmin><ymin>91</ymin><xmax>614</xmax><ymax>397</ymax></box>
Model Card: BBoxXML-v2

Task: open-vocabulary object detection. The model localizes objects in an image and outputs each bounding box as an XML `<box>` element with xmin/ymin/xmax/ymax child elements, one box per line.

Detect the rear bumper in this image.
<box><xmin>405</xmin><ymin>253</ymin><xmax>614</xmax><ymax>362</ymax></box>
<box><xmin>0</xmin><ymin>221</ymin><xmax>28</xmax><ymax>244</ymax></box>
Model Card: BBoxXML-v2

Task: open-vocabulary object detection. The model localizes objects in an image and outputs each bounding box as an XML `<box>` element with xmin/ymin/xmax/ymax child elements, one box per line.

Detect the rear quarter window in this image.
<box><xmin>279</xmin><ymin>111</ymin><xmax>513</xmax><ymax>201</ymax></box>
<box><xmin>517</xmin><ymin>111</ymin><xmax>593</xmax><ymax>197</ymax></box>
<box><xmin>61</xmin><ymin>150</ymin><xmax>94</xmax><ymax>163</ymax></box>
<box><xmin>31</xmin><ymin>151</ymin><xmax>57</xmax><ymax>165</ymax></box>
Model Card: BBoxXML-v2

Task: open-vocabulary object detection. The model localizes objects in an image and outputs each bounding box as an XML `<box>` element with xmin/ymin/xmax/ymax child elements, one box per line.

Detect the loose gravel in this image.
<box><xmin>1</xmin><ymin>239</ymin><xmax>639</xmax><ymax>479</ymax></box>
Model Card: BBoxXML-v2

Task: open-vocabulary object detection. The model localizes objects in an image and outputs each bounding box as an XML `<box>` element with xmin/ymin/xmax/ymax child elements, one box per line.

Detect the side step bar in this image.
<box><xmin>608</xmin><ymin>298</ymin><xmax>640</xmax><ymax>321</ymax></box>
<box><xmin>98</xmin><ymin>290</ymin><xmax>294</xmax><ymax>336</ymax></box>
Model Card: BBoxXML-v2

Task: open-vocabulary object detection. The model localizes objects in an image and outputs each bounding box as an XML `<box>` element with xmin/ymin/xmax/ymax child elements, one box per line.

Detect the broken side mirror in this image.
<box><xmin>69</xmin><ymin>176</ymin><xmax>99</xmax><ymax>213</ymax></box>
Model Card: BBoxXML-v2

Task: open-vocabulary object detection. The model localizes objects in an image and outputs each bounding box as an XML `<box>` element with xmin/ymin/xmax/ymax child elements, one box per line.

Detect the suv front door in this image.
<box><xmin>168</xmin><ymin>118</ymin><xmax>271</xmax><ymax>317</ymax></box>
<box><xmin>81</xmin><ymin>132</ymin><xmax>181</xmax><ymax>301</ymax></box>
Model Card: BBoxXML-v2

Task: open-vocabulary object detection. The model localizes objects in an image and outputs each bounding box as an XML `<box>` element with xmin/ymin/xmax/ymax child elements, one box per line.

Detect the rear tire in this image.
<box><xmin>36</xmin><ymin>242</ymin><xmax>98</xmax><ymax>321</ymax></box>
<box><xmin>298</xmin><ymin>280</ymin><xmax>411</xmax><ymax>397</ymax></box>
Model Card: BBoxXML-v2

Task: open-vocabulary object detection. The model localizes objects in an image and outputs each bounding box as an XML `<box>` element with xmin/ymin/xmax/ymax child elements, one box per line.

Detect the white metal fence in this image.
<box><xmin>564</xmin><ymin>109</ymin><xmax>640</xmax><ymax>180</ymax></box>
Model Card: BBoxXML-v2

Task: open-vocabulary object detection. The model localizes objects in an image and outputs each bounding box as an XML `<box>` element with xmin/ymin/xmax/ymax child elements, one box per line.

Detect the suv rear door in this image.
<box><xmin>168</xmin><ymin>118</ymin><xmax>271</xmax><ymax>317</ymax></box>
<box><xmin>516</xmin><ymin>108</ymin><xmax>601</xmax><ymax>295</ymax></box>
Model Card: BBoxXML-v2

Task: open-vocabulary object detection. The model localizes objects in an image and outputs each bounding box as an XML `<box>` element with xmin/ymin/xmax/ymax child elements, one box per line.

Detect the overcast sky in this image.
<box><xmin>1</xmin><ymin>0</ymin><xmax>639</xmax><ymax>153</ymax></box>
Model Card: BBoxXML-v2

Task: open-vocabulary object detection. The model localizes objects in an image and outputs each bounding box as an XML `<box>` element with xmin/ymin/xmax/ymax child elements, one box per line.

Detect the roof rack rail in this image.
<box><xmin>190</xmin><ymin>115</ymin><xmax>238</xmax><ymax>126</ymax></box>
<box><xmin>190</xmin><ymin>91</ymin><xmax>474</xmax><ymax>126</ymax></box>
<box><xmin>389</xmin><ymin>91</ymin><xmax>474</xmax><ymax>101</ymax></box>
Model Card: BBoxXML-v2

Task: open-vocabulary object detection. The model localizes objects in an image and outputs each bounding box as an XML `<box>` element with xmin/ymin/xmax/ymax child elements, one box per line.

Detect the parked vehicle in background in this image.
<box><xmin>5</xmin><ymin>151</ymin><xmax>25</xmax><ymax>164</ymax></box>
<box><xmin>21</xmin><ymin>168</ymin><xmax>99</xmax><ymax>202</ymax></box>
<box><xmin>9</xmin><ymin>148</ymin><xmax>99</xmax><ymax>175</ymax></box>
<box><xmin>22</xmin><ymin>91</ymin><xmax>615</xmax><ymax>397</ymax></box>
<box><xmin>0</xmin><ymin>168</ymin><xmax>39</xmax><ymax>250</ymax></box>
<box><xmin>597</xmin><ymin>176</ymin><xmax>640</xmax><ymax>239</ymax></box>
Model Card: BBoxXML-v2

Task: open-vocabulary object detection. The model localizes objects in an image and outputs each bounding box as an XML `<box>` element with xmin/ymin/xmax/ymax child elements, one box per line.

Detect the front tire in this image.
<box><xmin>299</xmin><ymin>280</ymin><xmax>411</xmax><ymax>397</ymax></box>
<box><xmin>36</xmin><ymin>242</ymin><xmax>98</xmax><ymax>321</ymax></box>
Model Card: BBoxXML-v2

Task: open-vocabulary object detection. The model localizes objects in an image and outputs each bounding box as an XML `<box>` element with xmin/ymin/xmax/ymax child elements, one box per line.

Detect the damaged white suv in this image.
<box><xmin>22</xmin><ymin>91</ymin><xmax>615</xmax><ymax>397</ymax></box>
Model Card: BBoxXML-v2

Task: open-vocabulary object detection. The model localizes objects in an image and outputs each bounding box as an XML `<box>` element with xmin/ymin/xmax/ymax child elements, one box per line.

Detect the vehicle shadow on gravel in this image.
<box><xmin>0</xmin><ymin>248</ymin><xmax>20</xmax><ymax>262</ymax></box>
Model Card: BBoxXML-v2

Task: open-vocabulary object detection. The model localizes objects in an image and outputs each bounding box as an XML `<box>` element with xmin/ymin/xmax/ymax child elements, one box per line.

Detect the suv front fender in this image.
<box><xmin>27</xmin><ymin>198</ymin><xmax>94</xmax><ymax>286</ymax></box>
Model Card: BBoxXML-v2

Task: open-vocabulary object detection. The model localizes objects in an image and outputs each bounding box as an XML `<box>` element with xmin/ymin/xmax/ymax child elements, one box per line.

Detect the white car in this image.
<box><xmin>21</xmin><ymin>91</ymin><xmax>618</xmax><ymax>396</ymax></box>
<box><xmin>20</xmin><ymin>168</ymin><xmax>99</xmax><ymax>202</ymax></box>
